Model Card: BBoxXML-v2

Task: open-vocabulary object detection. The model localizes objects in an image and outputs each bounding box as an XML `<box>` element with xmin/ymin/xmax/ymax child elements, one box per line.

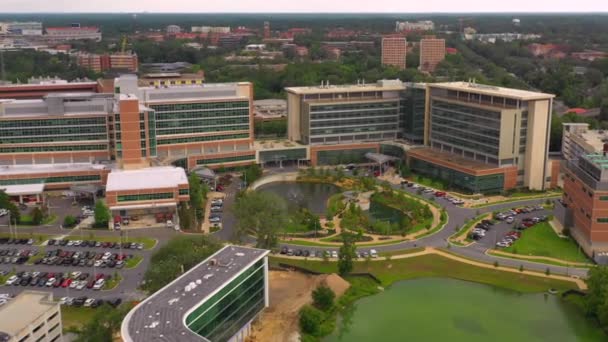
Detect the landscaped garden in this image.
<box><xmin>503</xmin><ymin>222</ymin><xmax>591</xmax><ymax>264</ymax></box>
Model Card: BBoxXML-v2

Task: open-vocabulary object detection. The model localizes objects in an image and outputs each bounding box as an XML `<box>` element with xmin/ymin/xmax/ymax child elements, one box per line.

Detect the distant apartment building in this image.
<box><xmin>264</xmin><ymin>21</ymin><xmax>271</xmax><ymax>39</ymax></box>
<box><xmin>527</xmin><ymin>43</ymin><xmax>567</xmax><ymax>59</ymax></box>
<box><xmin>45</xmin><ymin>24</ymin><xmax>102</xmax><ymax>42</ymax></box>
<box><xmin>395</xmin><ymin>20</ymin><xmax>435</xmax><ymax>32</ymax></box>
<box><xmin>408</xmin><ymin>82</ymin><xmax>555</xmax><ymax>193</ymax></box>
<box><xmin>0</xmin><ymin>21</ymin><xmax>43</xmax><ymax>36</ymax></box>
<box><xmin>191</xmin><ymin>26</ymin><xmax>231</xmax><ymax>34</ymax></box>
<box><xmin>137</xmin><ymin>71</ymin><xmax>205</xmax><ymax>87</ymax></box>
<box><xmin>381</xmin><ymin>37</ymin><xmax>407</xmax><ymax>70</ymax></box>
<box><xmin>0</xmin><ymin>291</ymin><xmax>62</xmax><ymax>342</ymax></box>
<box><xmin>571</xmin><ymin>50</ymin><xmax>608</xmax><ymax>62</ymax></box>
<box><xmin>419</xmin><ymin>37</ymin><xmax>446</xmax><ymax>73</ymax></box>
<box><xmin>76</xmin><ymin>52</ymin><xmax>139</xmax><ymax>73</ymax></box>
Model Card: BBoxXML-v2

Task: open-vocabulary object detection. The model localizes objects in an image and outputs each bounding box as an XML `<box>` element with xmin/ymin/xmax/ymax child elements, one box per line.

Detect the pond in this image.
<box><xmin>256</xmin><ymin>181</ymin><xmax>340</xmax><ymax>215</ymax></box>
<box><xmin>325</xmin><ymin>278</ymin><xmax>605</xmax><ymax>342</ymax></box>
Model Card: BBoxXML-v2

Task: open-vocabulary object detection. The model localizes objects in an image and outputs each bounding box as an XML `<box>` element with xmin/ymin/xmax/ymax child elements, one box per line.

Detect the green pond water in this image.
<box><xmin>325</xmin><ymin>278</ymin><xmax>605</xmax><ymax>342</ymax></box>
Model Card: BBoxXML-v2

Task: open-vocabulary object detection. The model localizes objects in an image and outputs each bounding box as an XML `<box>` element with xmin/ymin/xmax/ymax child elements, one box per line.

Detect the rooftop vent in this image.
<box><xmin>235</xmin><ymin>252</ymin><xmax>245</xmax><ymax>257</ymax></box>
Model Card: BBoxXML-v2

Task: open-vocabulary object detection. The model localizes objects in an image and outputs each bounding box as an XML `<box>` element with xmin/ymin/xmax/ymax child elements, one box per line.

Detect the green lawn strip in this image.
<box><xmin>103</xmin><ymin>273</ymin><xmax>122</xmax><ymax>290</ymax></box>
<box><xmin>487</xmin><ymin>250</ymin><xmax>593</xmax><ymax>268</ymax></box>
<box><xmin>378</xmin><ymin>247</ymin><xmax>425</xmax><ymax>257</ymax></box>
<box><xmin>415</xmin><ymin>210</ymin><xmax>448</xmax><ymax>239</ymax></box>
<box><xmin>470</xmin><ymin>195</ymin><xmax>561</xmax><ymax>208</ymax></box>
<box><xmin>0</xmin><ymin>271</ymin><xmax>15</xmax><ymax>284</ymax></box>
<box><xmin>61</xmin><ymin>306</ymin><xmax>98</xmax><ymax>332</ymax></box>
<box><xmin>272</xmin><ymin>253</ymin><xmax>577</xmax><ymax>293</ymax></box>
<box><xmin>18</xmin><ymin>214</ymin><xmax>58</xmax><ymax>226</ymax></box>
<box><xmin>503</xmin><ymin>222</ymin><xmax>591</xmax><ymax>264</ymax></box>
<box><xmin>125</xmin><ymin>255</ymin><xmax>143</xmax><ymax>269</ymax></box>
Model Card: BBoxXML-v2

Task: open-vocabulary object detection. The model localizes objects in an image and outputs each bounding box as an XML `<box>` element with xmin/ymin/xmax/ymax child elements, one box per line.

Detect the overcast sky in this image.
<box><xmin>2</xmin><ymin>0</ymin><xmax>608</xmax><ymax>13</ymax></box>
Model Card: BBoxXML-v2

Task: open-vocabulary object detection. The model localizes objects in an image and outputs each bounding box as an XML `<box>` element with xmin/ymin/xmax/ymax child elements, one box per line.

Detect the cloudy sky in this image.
<box><xmin>2</xmin><ymin>0</ymin><xmax>608</xmax><ymax>13</ymax></box>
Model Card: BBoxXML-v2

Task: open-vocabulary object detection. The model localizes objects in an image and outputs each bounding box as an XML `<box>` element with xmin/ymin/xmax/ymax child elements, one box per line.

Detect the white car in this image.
<box><xmin>331</xmin><ymin>251</ymin><xmax>338</xmax><ymax>258</ymax></box>
<box><xmin>93</xmin><ymin>279</ymin><xmax>105</xmax><ymax>290</ymax></box>
<box><xmin>411</xmin><ymin>184</ymin><xmax>420</xmax><ymax>189</ymax></box>
<box><xmin>370</xmin><ymin>249</ymin><xmax>378</xmax><ymax>258</ymax></box>
<box><xmin>496</xmin><ymin>241</ymin><xmax>510</xmax><ymax>248</ymax></box>
<box><xmin>94</xmin><ymin>260</ymin><xmax>103</xmax><ymax>267</ymax></box>
<box><xmin>5</xmin><ymin>275</ymin><xmax>18</xmax><ymax>285</ymax></box>
<box><xmin>0</xmin><ymin>209</ymin><xmax>8</xmax><ymax>217</ymax></box>
<box><xmin>84</xmin><ymin>298</ymin><xmax>96</xmax><ymax>307</ymax></box>
<box><xmin>69</xmin><ymin>280</ymin><xmax>79</xmax><ymax>289</ymax></box>
<box><xmin>71</xmin><ymin>271</ymin><xmax>82</xmax><ymax>279</ymax></box>
<box><xmin>506</xmin><ymin>216</ymin><xmax>515</xmax><ymax>224</ymax></box>
<box><xmin>45</xmin><ymin>278</ymin><xmax>56</xmax><ymax>287</ymax></box>
<box><xmin>211</xmin><ymin>199</ymin><xmax>223</xmax><ymax>205</ymax></box>
<box><xmin>166</xmin><ymin>220</ymin><xmax>174</xmax><ymax>228</ymax></box>
<box><xmin>209</xmin><ymin>217</ymin><xmax>221</xmax><ymax>223</ymax></box>
<box><xmin>59</xmin><ymin>297</ymin><xmax>71</xmax><ymax>305</ymax></box>
<box><xmin>76</xmin><ymin>281</ymin><xmax>87</xmax><ymax>290</ymax></box>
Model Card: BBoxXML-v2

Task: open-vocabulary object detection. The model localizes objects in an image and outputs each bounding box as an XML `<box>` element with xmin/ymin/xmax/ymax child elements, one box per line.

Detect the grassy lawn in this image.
<box><xmin>412</xmin><ymin>175</ymin><xmax>448</xmax><ymax>191</ymax></box>
<box><xmin>271</xmin><ymin>253</ymin><xmax>578</xmax><ymax>293</ymax></box>
<box><xmin>61</xmin><ymin>306</ymin><xmax>97</xmax><ymax>331</ymax></box>
<box><xmin>280</xmin><ymin>238</ymin><xmax>409</xmax><ymax>247</ymax></box>
<box><xmin>125</xmin><ymin>255</ymin><xmax>143</xmax><ymax>269</ymax></box>
<box><xmin>0</xmin><ymin>271</ymin><xmax>14</xmax><ymax>284</ymax></box>
<box><xmin>503</xmin><ymin>222</ymin><xmax>591</xmax><ymax>264</ymax></box>
<box><xmin>378</xmin><ymin>247</ymin><xmax>425</xmax><ymax>257</ymax></box>
<box><xmin>487</xmin><ymin>251</ymin><xmax>593</xmax><ymax>268</ymax></box>
<box><xmin>18</xmin><ymin>214</ymin><xmax>57</xmax><ymax>226</ymax></box>
<box><xmin>470</xmin><ymin>195</ymin><xmax>561</xmax><ymax>208</ymax></box>
<box><xmin>103</xmin><ymin>273</ymin><xmax>122</xmax><ymax>290</ymax></box>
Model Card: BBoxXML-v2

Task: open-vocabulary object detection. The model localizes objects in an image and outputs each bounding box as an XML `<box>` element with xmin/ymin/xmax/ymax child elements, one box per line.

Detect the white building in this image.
<box><xmin>0</xmin><ymin>291</ymin><xmax>62</xmax><ymax>342</ymax></box>
<box><xmin>0</xmin><ymin>22</ymin><xmax>43</xmax><ymax>36</ymax></box>
<box><xmin>191</xmin><ymin>26</ymin><xmax>231</xmax><ymax>34</ymax></box>
<box><xmin>166</xmin><ymin>25</ymin><xmax>181</xmax><ymax>34</ymax></box>
<box><xmin>395</xmin><ymin>20</ymin><xmax>435</xmax><ymax>32</ymax></box>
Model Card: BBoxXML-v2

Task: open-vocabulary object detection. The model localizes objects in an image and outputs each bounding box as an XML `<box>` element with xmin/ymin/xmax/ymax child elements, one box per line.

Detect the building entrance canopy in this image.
<box><xmin>365</xmin><ymin>152</ymin><xmax>399</xmax><ymax>164</ymax></box>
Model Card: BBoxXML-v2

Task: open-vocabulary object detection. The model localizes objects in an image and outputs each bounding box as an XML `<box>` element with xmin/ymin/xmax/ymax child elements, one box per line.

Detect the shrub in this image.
<box><xmin>312</xmin><ymin>285</ymin><xmax>335</xmax><ymax>311</ymax></box>
<box><xmin>63</xmin><ymin>215</ymin><xmax>77</xmax><ymax>228</ymax></box>
<box><xmin>519</xmin><ymin>264</ymin><xmax>524</xmax><ymax>272</ymax></box>
<box><xmin>494</xmin><ymin>261</ymin><xmax>499</xmax><ymax>268</ymax></box>
<box><xmin>299</xmin><ymin>305</ymin><xmax>324</xmax><ymax>336</ymax></box>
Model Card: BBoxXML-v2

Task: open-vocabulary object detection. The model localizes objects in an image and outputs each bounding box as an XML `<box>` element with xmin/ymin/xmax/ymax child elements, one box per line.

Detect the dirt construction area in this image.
<box><xmin>249</xmin><ymin>270</ymin><xmax>350</xmax><ymax>342</ymax></box>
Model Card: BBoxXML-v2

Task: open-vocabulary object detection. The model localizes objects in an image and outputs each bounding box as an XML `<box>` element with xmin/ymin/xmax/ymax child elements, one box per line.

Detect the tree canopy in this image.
<box><xmin>232</xmin><ymin>191</ymin><xmax>288</xmax><ymax>248</ymax></box>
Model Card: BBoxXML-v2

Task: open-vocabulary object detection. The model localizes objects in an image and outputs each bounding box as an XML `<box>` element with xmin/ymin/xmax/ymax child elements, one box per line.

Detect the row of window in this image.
<box><xmin>157</xmin><ymin>125</ymin><xmax>250</xmax><ymax>137</ymax></box>
<box><xmin>0</xmin><ymin>126</ymin><xmax>107</xmax><ymax>138</ymax></box>
<box><xmin>0</xmin><ymin>144</ymin><xmax>107</xmax><ymax>153</ymax></box>
<box><xmin>196</xmin><ymin>154</ymin><xmax>256</xmax><ymax>165</ymax></box>
<box><xmin>311</xmin><ymin>124</ymin><xmax>397</xmax><ymax>136</ymax></box>
<box><xmin>116</xmin><ymin>192</ymin><xmax>174</xmax><ymax>202</ymax></box>
<box><xmin>155</xmin><ymin>109</ymin><xmax>249</xmax><ymax>121</ymax></box>
<box><xmin>149</xmin><ymin>101</ymin><xmax>249</xmax><ymax>112</ymax></box>
<box><xmin>1</xmin><ymin>134</ymin><xmax>108</xmax><ymax>144</ymax></box>
<box><xmin>157</xmin><ymin>133</ymin><xmax>249</xmax><ymax>145</ymax></box>
<box><xmin>0</xmin><ymin>175</ymin><xmax>101</xmax><ymax>186</ymax></box>
<box><xmin>179</xmin><ymin>189</ymin><xmax>189</xmax><ymax>195</ymax></box>
<box><xmin>156</xmin><ymin>117</ymin><xmax>250</xmax><ymax>129</ymax></box>
<box><xmin>311</xmin><ymin>102</ymin><xmax>398</xmax><ymax>112</ymax></box>
<box><xmin>0</xmin><ymin>117</ymin><xmax>106</xmax><ymax>129</ymax></box>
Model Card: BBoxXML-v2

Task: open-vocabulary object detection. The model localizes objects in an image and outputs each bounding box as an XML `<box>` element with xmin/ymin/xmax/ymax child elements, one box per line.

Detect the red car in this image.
<box><xmin>523</xmin><ymin>221</ymin><xmax>535</xmax><ymax>228</ymax></box>
<box><xmin>86</xmin><ymin>279</ymin><xmax>96</xmax><ymax>289</ymax></box>
<box><xmin>53</xmin><ymin>278</ymin><xmax>63</xmax><ymax>288</ymax></box>
<box><xmin>95</xmin><ymin>274</ymin><xmax>105</xmax><ymax>281</ymax></box>
<box><xmin>61</xmin><ymin>278</ymin><xmax>72</xmax><ymax>288</ymax></box>
<box><xmin>434</xmin><ymin>191</ymin><xmax>446</xmax><ymax>197</ymax></box>
<box><xmin>216</xmin><ymin>184</ymin><xmax>224</xmax><ymax>192</ymax></box>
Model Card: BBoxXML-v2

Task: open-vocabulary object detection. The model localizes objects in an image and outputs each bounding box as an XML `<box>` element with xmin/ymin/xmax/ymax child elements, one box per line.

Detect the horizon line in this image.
<box><xmin>2</xmin><ymin>11</ymin><xmax>608</xmax><ymax>15</ymax></box>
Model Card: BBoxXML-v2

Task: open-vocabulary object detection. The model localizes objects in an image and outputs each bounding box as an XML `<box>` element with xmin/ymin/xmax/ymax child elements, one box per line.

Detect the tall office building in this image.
<box><xmin>381</xmin><ymin>37</ymin><xmax>407</xmax><ymax>70</ymax></box>
<box><xmin>263</xmin><ymin>21</ymin><xmax>271</xmax><ymax>39</ymax></box>
<box><xmin>122</xmin><ymin>245</ymin><xmax>269</xmax><ymax>342</ymax></box>
<box><xmin>286</xmin><ymin>80</ymin><xmax>423</xmax><ymax>165</ymax></box>
<box><xmin>419</xmin><ymin>37</ymin><xmax>446</xmax><ymax>73</ymax></box>
<box><xmin>408</xmin><ymin>81</ymin><xmax>555</xmax><ymax>193</ymax></box>
<box><xmin>0</xmin><ymin>291</ymin><xmax>62</xmax><ymax>342</ymax></box>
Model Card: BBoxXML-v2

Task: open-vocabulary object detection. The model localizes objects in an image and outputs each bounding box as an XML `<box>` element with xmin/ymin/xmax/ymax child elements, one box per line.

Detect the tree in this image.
<box><xmin>188</xmin><ymin>173</ymin><xmax>204</xmax><ymax>226</ymax></box>
<box><xmin>299</xmin><ymin>305</ymin><xmax>324</xmax><ymax>336</ymax></box>
<box><xmin>142</xmin><ymin>235</ymin><xmax>222</xmax><ymax>293</ymax></box>
<box><xmin>232</xmin><ymin>191</ymin><xmax>288</xmax><ymax>248</ymax></box>
<box><xmin>312</xmin><ymin>284</ymin><xmax>335</xmax><ymax>311</ymax></box>
<box><xmin>30</xmin><ymin>207</ymin><xmax>44</xmax><ymax>225</ymax></box>
<box><xmin>94</xmin><ymin>201</ymin><xmax>110</xmax><ymax>228</ymax></box>
<box><xmin>241</xmin><ymin>164</ymin><xmax>263</xmax><ymax>186</ymax></box>
<box><xmin>0</xmin><ymin>190</ymin><xmax>19</xmax><ymax>223</ymax></box>
<box><xmin>584</xmin><ymin>266</ymin><xmax>608</xmax><ymax>330</ymax></box>
<box><xmin>338</xmin><ymin>234</ymin><xmax>356</xmax><ymax>276</ymax></box>
<box><xmin>63</xmin><ymin>215</ymin><xmax>77</xmax><ymax>228</ymax></box>
<box><xmin>74</xmin><ymin>303</ymin><xmax>131</xmax><ymax>342</ymax></box>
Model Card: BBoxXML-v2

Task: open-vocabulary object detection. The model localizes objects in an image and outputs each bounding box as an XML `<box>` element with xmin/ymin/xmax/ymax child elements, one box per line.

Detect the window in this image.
<box><xmin>33</xmin><ymin>322</ymin><xmax>44</xmax><ymax>333</ymax></box>
<box><xmin>600</xmin><ymin>196</ymin><xmax>608</xmax><ymax>201</ymax></box>
<box><xmin>18</xmin><ymin>335</ymin><xmax>30</xmax><ymax>342</ymax></box>
<box><xmin>196</xmin><ymin>154</ymin><xmax>255</xmax><ymax>166</ymax></box>
<box><xmin>0</xmin><ymin>175</ymin><xmax>101</xmax><ymax>186</ymax></box>
<box><xmin>598</xmin><ymin>218</ymin><xmax>608</xmax><ymax>223</ymax></box>
<box><xmin>179</xmin><ymin>189</ymin><xmax>189</xmax><ymax>196</ymax></box>
<box><xmin>47</xmin><ymin>312</ymin><xmax>59</xmax><ymax>321</ymax></box>
<box><xmin>117</xmin><ymin>192</ymin><xmax>174</xmax><ymax>202</ymax></box>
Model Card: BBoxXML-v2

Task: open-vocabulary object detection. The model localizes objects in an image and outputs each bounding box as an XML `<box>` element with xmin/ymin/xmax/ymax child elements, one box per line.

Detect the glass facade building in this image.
<box><xmin>186</xmin><ymin>259</ymin><xmax>266</xmax><ymax>342</ymax></box>
<box><xmin>400</xmin><ymin>85</ymin><xmax>426</xmax><ymax>143</ymax></box>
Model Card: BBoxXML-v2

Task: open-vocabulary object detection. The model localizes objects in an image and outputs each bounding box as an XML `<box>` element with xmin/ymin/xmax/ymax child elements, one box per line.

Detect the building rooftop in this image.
<box><xmin>106</xmin><ymin>167</ymin><xmax>188</xmax><ymax>192</ymax></box>
<box><xmin>121</xmin><ymin>245</ymin><xmax>269</xmax><ymax>342</ymax></box>
<box><xmin>584</xmin><ymin>153</ymin><xmax>608</xmax><ymax>169</ymax></box>
<box><xmin>0</xmin><ymin>291</ymin><xmax>56</xmax><ymax>338</ymax></box>
<box><xmin>408</xmin><ymin>147</ymin><xmax>502</xmax><ymax>174</ymax></box>
<box><xmin>286</xmin><ymin>79</ymin><xmax>406</xmax><ymax>95</ymax></box>
<box><xmin>0</xmin><ymin>163</ymin><xmax>109</xmax><ymax>176</ymax></box>
<box><xmin>429</xmin><ymin>81</ymin><xmax>554</xmax><ymax>101</ymax></box>
<box><xmin>0</xmin><ymin>183</ymin><xmax>45</xmax><ymax>195</ymax></box>
<box><xmin>254</xmin><ymin>139</ymin><xmax>307</xmax><ymax>151</ymax></box>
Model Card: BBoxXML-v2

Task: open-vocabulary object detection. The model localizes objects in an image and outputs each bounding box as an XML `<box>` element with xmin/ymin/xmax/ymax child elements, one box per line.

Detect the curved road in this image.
<box><xmin>242</xmin><ymin>173</ymin><xmax>588</xmax><ymax>279</ymax></box>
